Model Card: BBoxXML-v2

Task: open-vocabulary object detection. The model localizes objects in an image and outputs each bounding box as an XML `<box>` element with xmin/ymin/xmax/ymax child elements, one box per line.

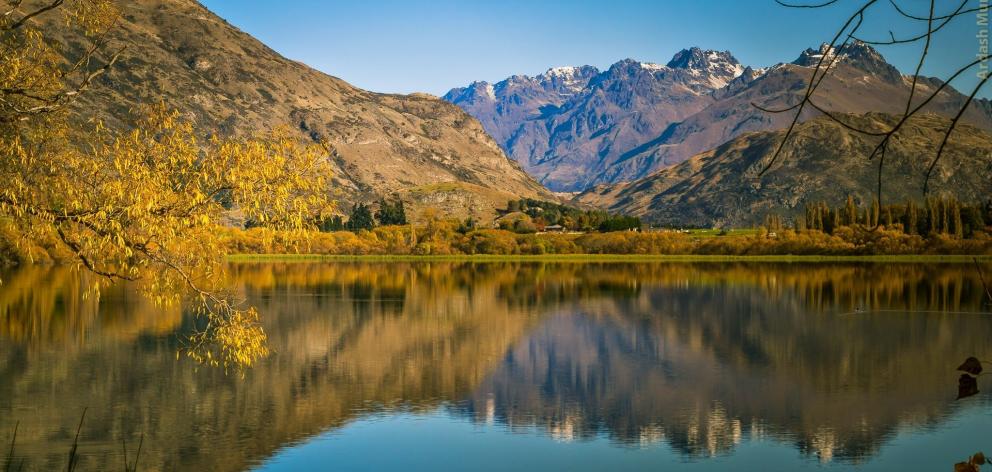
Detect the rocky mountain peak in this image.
<box><xmin>793</xmin><ymin>42</ymin><xmax>837</xmax><ymax>67</ymax></box>
<box><xmin>793</xmin><ymin>40</ymin><xmax>900</xmax><ymax>81</ymax></box>
<box><xmin>450</xmin><ymin>81</ymin><xmax>496</xmax><ymax>103</ymax></box>
<box><xmin>666</xmin><ymin>47</ymin><xmax>745</xmax><ymax>87</ymax></box>
<box><xmin>667</xmin><ymin>47</ymin><xmax>738</xmax><ymax>70</ymax></box>
<box><xmin>535</xmin><ymin>65</ymin><xmax>600</xmax><ymax>93</ymax></box>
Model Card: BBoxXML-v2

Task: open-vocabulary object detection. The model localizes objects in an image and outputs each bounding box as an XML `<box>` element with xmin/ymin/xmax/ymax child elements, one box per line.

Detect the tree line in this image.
<box><xmin>503</xmin><ymin>198</ymin><xmax>641</xmax><ymax>233</ymax></box>
<box><xmin>316</xmin><ymin>197</ymin><xmax>642</xmax><ymax>235</ymax></box>
<box><xmin>320</xmin><ymin>197</ymin><xmax>408</xmax><ymax>232</ymax></box>
<box><xmin>799</xmin><ymin>196</ymin><xmax>991</xmax><ymax>238</ymax></box>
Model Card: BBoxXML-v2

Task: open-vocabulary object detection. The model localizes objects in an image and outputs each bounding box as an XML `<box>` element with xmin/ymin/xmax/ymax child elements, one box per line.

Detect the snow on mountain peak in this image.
<box><xmin>667</xmin><ymin>48</ymin><xmax>740</xmax><ymax>71</ymax></box>
<box><xmin>638</xmin><ymin>62</ymin><xmax>667</xmax><ymax>72</ymax></box>
<box><xmin>792</xmin><ymin>40</ymin><xmax>900</xmax><ymax>81</ymax></box>
<box><xmin>544</xmin><ymin>66</ymin><xmax>579</xmax><ymax>78</ymax></box>
<box><xmin>663</xmin><ymin>47</ymin><xmax>744</xmax><ymax>89</ymax></box>
<box><xmin>537</xmin><ymin>65</ymin><xmax>599</xmax><ymax>94</ymax></box>
<box><xmin>793</xmin><ymin>42</ymin><xmax>841</xmax><ymax>67</ymax></box>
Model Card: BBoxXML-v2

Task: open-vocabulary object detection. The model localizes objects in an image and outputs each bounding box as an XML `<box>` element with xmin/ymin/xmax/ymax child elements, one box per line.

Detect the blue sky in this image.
<box><xmin>200</xmin><ymin>0</ymin><xmax>989</xmax><ymax>98</ymax></box>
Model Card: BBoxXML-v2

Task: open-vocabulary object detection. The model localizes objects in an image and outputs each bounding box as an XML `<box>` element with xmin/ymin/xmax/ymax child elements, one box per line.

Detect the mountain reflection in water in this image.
<box><xmin>1</xmin><ymin>262</ymin><xmax>990</xmax><ymax>471</ymax></box>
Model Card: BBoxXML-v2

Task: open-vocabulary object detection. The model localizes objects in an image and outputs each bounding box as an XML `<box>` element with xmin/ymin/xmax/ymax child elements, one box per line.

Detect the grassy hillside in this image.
<box><xmin>575</xmin><ymin>113</ymin><xmax>992</xmax><ymax>227</ymax></box>
<box><xmin>36</xmin><ymin>0</ymin><xmax>553</xmax><ymax>221</ymax></box>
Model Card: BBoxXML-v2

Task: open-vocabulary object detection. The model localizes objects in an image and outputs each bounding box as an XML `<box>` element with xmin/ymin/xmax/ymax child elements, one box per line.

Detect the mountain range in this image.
<box><xmin>574</xmin><ymin>113</ymin><xmax>992</xmax><ymax>227</ymax></box>
<box><xmin>445</xmin><ymin>42</ymin><xmax>992</xmax><ymax>193</ymax></box>
<box><xmin>40</xmin><ymin>0</ymin><xmax>552</xmax><ymax>220</ymax></box>
<box><xmin>37</xmin><ymin>0</ymin><xmax>992</xmax><ymax>227</ymax></box>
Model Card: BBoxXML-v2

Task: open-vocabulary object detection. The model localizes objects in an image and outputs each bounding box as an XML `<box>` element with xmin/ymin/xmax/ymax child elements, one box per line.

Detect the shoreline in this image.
<box><xmin>226</xmin><ymin>254</ymin><xmax>992</xmax><ymax>263</ymax></box>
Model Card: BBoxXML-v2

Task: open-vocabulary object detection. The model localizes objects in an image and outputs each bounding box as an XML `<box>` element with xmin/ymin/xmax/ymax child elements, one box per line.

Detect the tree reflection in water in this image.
<box><xmin>1</xmin><ymin>262</ymin><xmax>990</xmax><ymax>470</ymax></box>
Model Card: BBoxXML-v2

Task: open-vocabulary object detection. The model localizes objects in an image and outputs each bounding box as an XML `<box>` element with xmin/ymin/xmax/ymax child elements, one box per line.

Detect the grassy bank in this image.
<box><xmin>220</xmin><ymin>224</ymin><xmax>992</xmax><ymax>259</ymax></box>
<box><xmin>227</xmin><ymin>254</ymin><xmax>992</xmax><ymax>263</ymax></box>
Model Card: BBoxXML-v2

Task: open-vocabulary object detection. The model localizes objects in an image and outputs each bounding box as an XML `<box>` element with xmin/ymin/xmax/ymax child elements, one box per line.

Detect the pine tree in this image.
<box><xmin>375</xmin><ymin>198</ymin><xmax>407</xmax><ymax>226</ymax></box>
<box><xmin>320</xmin><ymin>215</ymin><xmax>345</xmax><ymax>232</ymax></box>
<box><xmin>346</xmin><ymin>203</ymin><xmax>375</xmax><ymax>232</ymax></box>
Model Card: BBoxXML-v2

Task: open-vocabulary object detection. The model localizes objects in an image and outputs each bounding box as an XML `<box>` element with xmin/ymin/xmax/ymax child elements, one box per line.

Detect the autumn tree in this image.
<box><xmin>0</xmin><ymin>0</ymin><xmax>333</xmax><ymax>372</ymax></box>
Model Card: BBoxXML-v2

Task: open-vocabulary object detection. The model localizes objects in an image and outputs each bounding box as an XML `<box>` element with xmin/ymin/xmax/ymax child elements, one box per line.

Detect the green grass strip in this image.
<box><xmin>226</xmin><ymin>254</ymin><xmax>992</xmax><ymax>264</ymax></box>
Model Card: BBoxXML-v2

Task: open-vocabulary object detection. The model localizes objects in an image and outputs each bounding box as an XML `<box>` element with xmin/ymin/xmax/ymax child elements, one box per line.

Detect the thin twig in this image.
<box><xmin>4</xmin><ymin>421</ymin><xmax>17</xmax><ymax>472</ymax></box>
<box><xmin>854</xmin><ymin>1</ymin><xmax>976</xmax><ymax>45</ymax></box>
<box><xmin>756</xmin><ymin>1</ymin><xmax>877</xmax><ymax>175</ymax></box>
<box><xmin>904</xmin><ymin>0</ymin><xmax>935</xmax><ymax>118</ymax></box>
<box><xmin>923</xmin><ymin>72</ymin><xmax>992</xmax><ymax>194</ymax></box>
<box><xmin>761</xmin><ymin>0</ymin><xmax>990</xmax><ymax>209</ymax></box>
<box><xmin>889</xmin><ymin>0</ymin><xmax>977</xmax><ymax>21</ymax></box>
<box><xmin>1</xmin><ymin>0</ymin><xmax>64</xmax><ymax>31</ymax></box>
<box><xmin>66</xmin><ymin>408</ymin><xmax>86</xmax><ymax>472</ymax></box>
<box><xmin>132</xmin><ymin>433</ymin><xmax>142</xmax><ymax>472</ymax></box>
<box><xmin>975</xmin><ymin>257</ymin><xmax>992</xmax><ymax>305</ymax></box>
<box><xmin>776</xmin><ymin>0</ymin><xmax>839</xmax><ymax>7</ymax></box>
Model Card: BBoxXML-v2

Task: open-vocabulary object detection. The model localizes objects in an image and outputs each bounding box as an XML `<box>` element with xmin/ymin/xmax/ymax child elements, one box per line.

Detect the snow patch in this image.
<box><xmin>539</xmin><ymin>66</ymin><xmax>591</xmax><ymax>94</ymax></box>
<box><xmin>638</xmin><ymin>62</ymin><xmax>667</xmax><ymax>71</ymax></box>
<box><xmin>545</xmin><ymin>66</ymin><xmax>579</xmax><ymax>78</ymax></box>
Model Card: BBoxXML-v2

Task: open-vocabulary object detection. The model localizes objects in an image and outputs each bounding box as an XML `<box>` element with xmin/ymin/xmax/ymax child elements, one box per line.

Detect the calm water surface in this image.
<box><xmin>1</xmin><ymin>262</ymin><xmax>991</xmax><ymax>471</ymax></box>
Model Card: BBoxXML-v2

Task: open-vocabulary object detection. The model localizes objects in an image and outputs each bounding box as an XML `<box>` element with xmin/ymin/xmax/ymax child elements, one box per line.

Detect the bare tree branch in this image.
<box><xmin>1</xmin><ymin>0</ymin><xmax>64</xmax><ymax>31</ymax></box>
<box><xmin>904</xmin><ymin>0</ymin><xmax>935</xmax><ymax>117</ymax></box>
<box><xmin>924</xmin><ymin>72</ymin><xmax>992</xmax><ymax>194</ymax></box>
<box><xmin>889</xmin><ymin>0</ymin><xmax>980</xmax><ymax>21</ymax></box>
<box><xmin>756</xmin><ymin>1</ymin><xmax>877</xmax><ymax>175</ymax></box>
<box><xmin>853</xmin><ymin>1</ymin><xmax>978</xmax><ymax>45</ymax></box>
<box><xmin>775</xmin><ymin>0</ymin><xmax>839</xmax><ymax>8</ymax></box>
<box><xmin>759</xmin><ymin>0</ymin><xmax>992</xmax><ymax>211</ymax></box>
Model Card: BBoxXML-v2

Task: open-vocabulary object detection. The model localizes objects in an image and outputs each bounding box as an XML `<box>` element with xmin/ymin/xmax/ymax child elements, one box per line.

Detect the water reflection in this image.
<box><xmin>0</xmin><ymin>262</ymin><xmax>990</xmax><ymax>470</ymax></box>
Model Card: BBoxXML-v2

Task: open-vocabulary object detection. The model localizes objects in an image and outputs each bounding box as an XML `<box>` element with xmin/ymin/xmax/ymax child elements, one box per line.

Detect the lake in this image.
<box><xmin>1</xmin><ymin>261</ymin><xmax>991</xmax><ymax>471</ymax></box>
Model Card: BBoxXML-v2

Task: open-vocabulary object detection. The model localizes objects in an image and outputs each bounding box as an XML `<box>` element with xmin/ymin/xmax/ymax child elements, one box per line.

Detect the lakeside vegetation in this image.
<box><xmin>221</xmin><ymin>224</ymin><xmax>992</xmax><ymax>256</ymax></box>
<box><xmin>227</xmin><ymin>254</ymin><xmax>992</xmax><ymax>263</ymax></box>
<box><xmin>6</xmin><ymin>207</ymin><xmax>991</xmax><ymax>265</ymax></box>
<box><xmin>216</xmin><ymin>197</ymin><xmax>992</xmax><ymax>257</ymax></box>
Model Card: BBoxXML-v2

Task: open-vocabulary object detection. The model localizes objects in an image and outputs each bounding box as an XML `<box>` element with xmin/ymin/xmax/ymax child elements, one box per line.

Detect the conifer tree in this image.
<box><xmin>346</xmin><ymin>204</ymin><xmax>375</xmax><ymax>232</ymax></box>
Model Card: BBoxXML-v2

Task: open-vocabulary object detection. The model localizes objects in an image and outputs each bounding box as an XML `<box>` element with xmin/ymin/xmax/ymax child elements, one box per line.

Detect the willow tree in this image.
<box><xmin>1</xmin><ymin>1</ymin><xmax>333</xmax><ymax>372</ymax></box>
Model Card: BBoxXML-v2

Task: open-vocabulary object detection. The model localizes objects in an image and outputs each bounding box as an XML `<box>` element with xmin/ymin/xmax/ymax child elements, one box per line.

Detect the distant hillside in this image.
<box><xmin>573</xmin><ymin>113</ymin><xmax>992</xmax><ymax>227</ymax></box>
<box><xmin>446</xmin><ymin>43</ymin><xmax>992</xmax><ymax>192</ymax></box>
<box><xmin>38</xmin><ymin>0</ymin><xmax>552</xmax><ymax>220</ymax></box>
